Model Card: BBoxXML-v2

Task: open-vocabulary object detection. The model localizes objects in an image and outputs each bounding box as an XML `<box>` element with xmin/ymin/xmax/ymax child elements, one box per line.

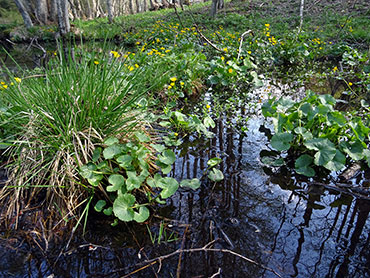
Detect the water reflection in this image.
<box><xmin>0</xmin><ymin>88</ymin><xmax>369</xmax><ymax>277</ymax></box>
<box><xmin>170</xmin><ymin>114</ymin><xmax>370</xmax><ymax>278</ymax></box>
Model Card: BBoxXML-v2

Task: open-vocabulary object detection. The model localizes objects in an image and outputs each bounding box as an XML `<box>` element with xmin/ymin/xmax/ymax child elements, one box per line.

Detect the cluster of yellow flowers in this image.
<box><xmin>0</xmin><ymin>77</ymin><xmax>21</xmax><ymax>90</ymax></box>
<box><xmin>312</xmin><ymin>38</ymin><xmax>321</xmax><ymax>44</ymax></box>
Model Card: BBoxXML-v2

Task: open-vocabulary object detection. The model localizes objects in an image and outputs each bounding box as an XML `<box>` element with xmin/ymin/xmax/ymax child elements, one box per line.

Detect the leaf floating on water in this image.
<box><xmin>180</xmin><ymin>178</ymin><xmax>201</xmax><ymax>190</ymax></box>
<box><xmin>207</xmin><ymin>157</ymin><xmax>222</xmax><ymax>167</ymax></box>
<box><xmin>208</xmin><ymin>168</ymin><xmax>224</xmax><ymax>182</ymax></box>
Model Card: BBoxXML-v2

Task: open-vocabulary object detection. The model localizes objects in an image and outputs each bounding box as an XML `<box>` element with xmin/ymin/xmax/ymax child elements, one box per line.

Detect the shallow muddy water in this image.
<box><xmin>0</xmin><ymin>82</ymin><xmax>369</xmax><ymax>278</ymax></box>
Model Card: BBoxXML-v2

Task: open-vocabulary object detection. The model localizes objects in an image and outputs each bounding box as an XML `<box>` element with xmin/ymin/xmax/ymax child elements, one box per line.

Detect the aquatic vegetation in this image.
<box><xmin>262</xmin><ymin>92</ymin><xmax>370</xmax><ymax>177</ymax></box>
<box><xmin>81</xmin><ymin>133</ymin><xmax>200</xmax><ymax>224</ymax></box>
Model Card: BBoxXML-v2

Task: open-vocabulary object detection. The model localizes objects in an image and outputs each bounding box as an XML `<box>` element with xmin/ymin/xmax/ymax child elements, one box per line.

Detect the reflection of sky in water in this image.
<box><xmin>171</xmin><ymin>106</ymin><xmax>370</xmax><ymax>278</ymax></box>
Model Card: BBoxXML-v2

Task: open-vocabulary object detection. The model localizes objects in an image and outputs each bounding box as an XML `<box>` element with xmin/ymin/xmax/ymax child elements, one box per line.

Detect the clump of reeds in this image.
<box><xmin>0</xmin><ymin>47</ymin><xmax>150</xmax><ymax>229</ymax></box>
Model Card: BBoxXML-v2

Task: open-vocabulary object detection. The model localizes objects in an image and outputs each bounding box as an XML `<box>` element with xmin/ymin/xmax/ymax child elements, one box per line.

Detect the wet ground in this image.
<box><xmin>0</xmin><ymin>70</ymin><xmax>369</xmax><ymax>277</ymax></box>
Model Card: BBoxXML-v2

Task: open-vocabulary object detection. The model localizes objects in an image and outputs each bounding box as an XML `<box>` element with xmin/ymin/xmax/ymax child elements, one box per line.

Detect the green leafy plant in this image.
<box><xmin>206</xmin><ymin>157</ymin><xmax>224</xmax><ymax>182</ymax></box>
<box><xmin>262</xmin><ymin>91</ymin><xmax>370</xmax><ymax>176</ymax></box>
<box><xmin>146</xmin><ymin>221</ymin><xmax>179</xmax><ymax>245</ymax></box>
<box><xmin>159</xmin><ymin>109</ymin><xmax>215</xmax><ymax>138</ymax></box>
<box><xmin>82</xmin><ymin>132</ymin><xmax>200</xmax><ymax>223</ymax></box>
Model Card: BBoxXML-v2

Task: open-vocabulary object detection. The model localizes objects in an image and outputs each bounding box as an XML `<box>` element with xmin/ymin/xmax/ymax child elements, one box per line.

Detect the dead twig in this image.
<box><xmin>194</xmin><ymin>25</ymin><xmax>224</xmax><ymax>53</ymax></box>
<box><xmin>309</xmin><ymin>182</ymin><xmax>370</xmax><ymax>200</ymax></box>
<box><xmin>209</xmin><ymin>267</ymin><xmax>221</xmax><ymax>278</ymax></box>
<box><xmin>176</xmin><ymin>225</ymin><xmax>189</xmax><ymax>278</ymax></box>
<box><xmin>122</xmin><ymin>241</ymin><xmax>282</xmax><ymax>278</ymax></box>
<box><xmin>237</xmin><ymin>30</ymin><xmax>253</xmax><ymax>61</ymax></box>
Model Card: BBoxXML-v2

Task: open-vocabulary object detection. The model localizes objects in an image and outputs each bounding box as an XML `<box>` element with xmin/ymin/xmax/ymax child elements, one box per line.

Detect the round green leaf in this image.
<box><xmin>134</xmin><ymin>206</ymin><xmax>150</xmax><ymax>223</ymax></box>
<box><xmin>103</xmin><ymin>207</ymin><xmax>113</xmax><ymax>216</ymax></box>
<box><xmin>270</xmin><ymin>132</ymin><xmax>294</xmax><ymax>151</ymax></box>
<box><xmin>180</xmin><ymin>178</ymin><xmax>201</xmax><ymax>190</ymax></box>
<box><xmin>150</xmin><ymin>144</ymin><xmax>166</xmax><ymax>153</ymax></box>
<box><xmin>103</xmin><ymin>144</ymin><xmax>123</xmax><ymax>159</ymax></box>
<box><xmin>107</xmin><ymin>174</ymin><xmax>125</xmax><ymax>192</ymax></box>
<box><xmin>104</xmin><ymin>137</ymin><xmax>119</xmax><ymax>146</ymax></box>
<box><xmin>158</xmin><ymin>149</ymin><xmax>176</xmax><ymax>165</ymax></box>
<box><xmin>324</xmin><ymin>150</ymin><xmax>346</xmax><ymax>172</ymax></box>
<box><xmin>135</xmin><ymin>131</ymin><xmax>151</xmax><ymax>143</ymax></box>
<box><xmin>116</xmin><ymin>154</ymin><xmax>133</xmax><ymax>168</ymax></box>
<box><xmin>113</xmin><ymin>193</ymin><xmax>136</xmax><ymax>222</ymax></box>
<box><xmin>208</xmin><ymin>168</ymin><xmax>224</xmax><ymax>182</ymax></box>
<box><xmin>295</xmin><ymin>154</ymin><xmax>315</xmax><ymax>177</ymax></box>
<box><xmin>92</xmin><ymin>147</ymin><xmax>102</xmax><ymax>162</ymax></box>
<box><xmin>94</xmin><ymin>200</ymin><xmax>106</xmax><ymax>212</ymax></box>
<box><xmin>207</xmin><ymin>157</ymin><xmax>222</xmax><ymax>167</ymax></box>
<box><xmin>340</xmin><ymin>140</ymin><xmax>364</xmax><ymax>161</ymax></box>
<box><xmin>157</xmin><ymin>177</ymin><xmax>179</xmax><ymax>199</ymax></box>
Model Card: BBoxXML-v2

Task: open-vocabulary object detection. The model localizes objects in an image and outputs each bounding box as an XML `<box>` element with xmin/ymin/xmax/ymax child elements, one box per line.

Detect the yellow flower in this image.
<box><xmin>206</xmin><ymin>104</ymin><xmax>210</xmax><ymax>109</ymax></box>
<box><xmin>170</xmin><ymin>77</ymin><xmax>177</xmax><ymax>82</ymax></box>
<box><xmin>247</xmin><ymin>51</ymin><xmax>251</xmax><ymax>54</ymax></box>
<box><xmin>135</xmin><ymin>64</ymin><xmax>139</xmax><ymax>68</ymax></box>
<box><xmin>165</xmin><ymin>49</ymin><xmax>170</xmax><ymax>53</ymax></box>
<box><xmin>0</xmin><ymin>82</ymin><xmax>4</xmax><ymax>85</ymax></box>
<box><xmin>223</xmin><ymin>47</ymin><xmax>228</xmax><ymax>52</ymax></box>
<box><xmin>110</xmin><ymin>51</ymin><xmax>120</xmax><ymax>58</ymax></box>
<box><xmin>333</xmin><ymin>66</ymin><xmax>338</xmax><ymax>72</ymax></box>
<box><xmin>221</xmin><ymin>56</ymin><xmax>225</xmax><ymax>61</ymax></box>
<box><xmin>174</xmin><ymin>132</ymin><xmax>178</xmax><ymax>136</ymax></box>
<box><xmin>168</xmin><ymin>85</ymin><xmax>172</xmax><ymax>89</ymax></box>
<box><xmin>170</xmin><ymin>82</ymin><xmax>175</xmax><ymax>86</ymax></box>
<box><xmin>180</xmin><ymin>81</ymin><xmax>184</xmax><ymax>86</ymax></box>
<box><xmin>54</xmin><ymin>52</ymin><xmax>57</xmax><ymax>56</ymax></box>
<box><xmin>265</xmin><ymin>23</ymin><xmax>270</xmax><ymax>28</ymax></box>
<box><xmin>228</xmin><ymin>68</ymin><xmax>233</xmax><ymax>73</ymax></box>
<box><xmin>136</xmin><ymin>41</ymin><xmax>140</xmax><ymax>45</ymax></box>
<box><xmin>3</xmin><ymin>85</ymin><xmax>8</xmax><ymax>89</ymax></box>
<box><xmin>129</xmin><ymin>66</ymin><xmax>134</xmax><ymax>71</ymax></box>
<box><xmin>94</xmin><ymin>61</ymin><xmax>99</xmax><ymax>65</ymax></box>
<box><xmin>348</xmin><ymin>82</ymin><xmax>353</xmax><ymax>86</ymax></box>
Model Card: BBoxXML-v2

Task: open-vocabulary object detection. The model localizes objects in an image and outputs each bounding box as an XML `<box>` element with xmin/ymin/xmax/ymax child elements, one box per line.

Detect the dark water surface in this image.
<box><xmin>0</xmin><ymin>62</ymin><xmax>369</xmax><ymax>277</ymax></box>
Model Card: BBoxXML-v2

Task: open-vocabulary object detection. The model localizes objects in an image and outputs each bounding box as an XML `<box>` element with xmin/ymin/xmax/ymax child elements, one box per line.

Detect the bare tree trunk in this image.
<box><xmin>210</xmin><ymin>0</ymin><xmax>218</xmax><ymax>17</ymax></box>
<box><xmin>14</xmin><ymin>0</ymin><xmax>34</xmax><ymax>28</ymax></box>
<box><xmin>69</xmin><ymin>0</ymin><xmax>78</xmax><ymax>20</ymax></box>
<box><xmin>299</xmin><ymin>0</ymin><xmax>305</xmax><ymax>31</ymax></box>
<box><xmin>106</xmin><ymin>0</ymin><xmax>114</xmax><ymax>23</ymax></box>
<box><xmin>143</xmin><ymin>0</ymin><xmax>147</xmax><ymax>12</ymax></box>
<box><xmin>56</xmin><ymin>0</ymin><xmax>70</xmax><ymax>35</ymax></box>
<box><xmin>49</xmin><ymin>0</ymin><xmax>58</xmax><ymax>22</ymax></box>
<box><xmin>36</xmin><ymin>0</ymin><xmax>48</xmax><ymax>24</ymax></box>
<box><xmin>217</xmin><ymin>0</ymin><xmax>224</xmax><ymax>9</ymax></box>
<box><xmin>128</xmin><ymin>0</ymin><xmax>134</xmax><ymax>14</ymax></box>
<box><xmin>135</xmin><ymin>0</ymin><xmax>140</xmax><ymax>13</ymax></box>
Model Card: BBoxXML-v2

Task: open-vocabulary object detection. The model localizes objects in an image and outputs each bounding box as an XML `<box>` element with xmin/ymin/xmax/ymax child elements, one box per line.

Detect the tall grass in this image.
<box><xmin>0</xmin><ymin>47</ymin><xmax>151</xmax><ymax>227</ymax></box>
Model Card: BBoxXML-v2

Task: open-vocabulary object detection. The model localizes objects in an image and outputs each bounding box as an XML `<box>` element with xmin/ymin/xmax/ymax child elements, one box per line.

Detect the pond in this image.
<box><xmin>0</xmin><ymin>48</ymin><xmax>369</xmax><ymax>277</ymax></box>
<box><xmin>1</xmin><ymin>81</ymin><xmax>369</xmax><ymax>278</ymax></box>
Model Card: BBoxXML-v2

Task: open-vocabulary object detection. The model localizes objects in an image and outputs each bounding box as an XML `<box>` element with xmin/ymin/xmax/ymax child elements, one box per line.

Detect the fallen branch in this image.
<box><xmin>195</xmin><ymin>25</ymin><xmax>224</xmax><ymax>52</ymax></box>
<box><xmin>120</xmin><ymin>241</ymin><xmax>282</xmax><ymax>278</ymax></box>
<box><xmin>237</xmin><ymin>30</ymin><xmax>253</xmax><ymax>61</ymax></box>
<box><xmin>309</xmin><ymin>182</ymin><xmax>370</xmax><ymax>200</ymax></box>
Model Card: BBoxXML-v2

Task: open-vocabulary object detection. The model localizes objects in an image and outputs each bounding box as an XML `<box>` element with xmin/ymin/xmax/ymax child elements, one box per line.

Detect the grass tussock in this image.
<box><xmin>0</xmin><ymin>47</ymin><xmax>151</xmax><ymax>228</ymax></box>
